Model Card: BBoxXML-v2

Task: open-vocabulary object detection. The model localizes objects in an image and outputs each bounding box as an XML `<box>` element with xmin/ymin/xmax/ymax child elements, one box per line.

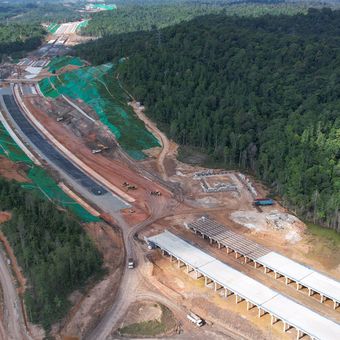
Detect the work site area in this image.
<box><xmin>0</xmin><ymin>20</ymin><xmax>339</xmax><ymax>340</ymax></box>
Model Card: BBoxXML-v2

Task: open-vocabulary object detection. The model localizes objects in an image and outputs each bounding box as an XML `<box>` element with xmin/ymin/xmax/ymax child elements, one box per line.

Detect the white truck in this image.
<box><xmin>187</xmin><ymin>312</ymin><xmax>204</xmax><ymax>327</ymax></box>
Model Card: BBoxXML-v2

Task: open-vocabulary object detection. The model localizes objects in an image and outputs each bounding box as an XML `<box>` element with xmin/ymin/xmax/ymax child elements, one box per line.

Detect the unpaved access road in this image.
<box><xmin>0</xmin><ymin>249</ymin><xmax>30</xmax><ymax>340</ymax></box>
<box><xmin>130</xmin><ymin>101</ymin><xmax>170</xmax><ymax>180</ymax></box>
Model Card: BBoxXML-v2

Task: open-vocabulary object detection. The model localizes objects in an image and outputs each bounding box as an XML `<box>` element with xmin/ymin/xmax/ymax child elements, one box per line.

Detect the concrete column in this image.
<box><xmin>320</xmin><ymin>295</ymin><xmax>325</xmax><ymax>303</ymax></box>
<box><xmin>224</xmin><ymin>288</ymin><xmax>229</xmax><ymax>298</ymax></box>
<box><xmin>274</xmin><ymin>272</ymin><xmax>278</xmax><ymax>279</ymax></box>
<box><xmin>235</xmin><ymin>252</ymin><xmax>239</xmax><ymax>259</ymax></box>
<box><xmin>244</xmin><ymin>256</ymin><xmax>248</xmax><ymax>264</ymax></box>
<box><xmin>271</xmin><ymin>315</ymin><xmax>277</xmax><ymax>325</ymax></box>
<box><xmin>227</xmin><ymin>247</ymin><xmax>231</xmax><ymax>254</ymax></box>
<box><xmin>333</xmin><ymin>301</ymin><xmax>339</xmax><ymax>310</ymax></box>
<box><xmin>258</xmin><ymin>307</ymin><xmax>264</xmax><ymax>317</ymax></box>
<box><xmin>285</xmin><ymin>277</ymin><xmax>290</xmax><ymax>285</ymax></box>
<box><xmin>296</xmin><ymin>282</ymin><xmax>301</xmax><ymax>290</ymax></box>
<box><xmin>186</xmin><ymin>265</ymin><xmax>190</xmax><ymax>273</ymax></box>
<box><xmin>214</xmin><ymin>282</ymin><xmax>218</xmax><ymax>291</ymax></box>
<box><xmin>209</xmin><ymin>238</ymin><xmax>213</xmax><ymax>244</ymax></box>
<box><xmin>246</xmin><ymin>301</ymin><xmax>253</xmax><ymax>310</ymax></box>
<box><xmin>218</xmin><ymin>242</ymin><xmax>221</xmax><ymax>249</ymax></box>
<box><xmin>254</xmin><ymin>261</ymin><xmax>258</xmax><ymax>268</ymax></box>
<box><xmin>170</xmin><ymin>255</ymin><xmax>173</xmax><ymax>262</ymax></box>
<box><xmin>308</xmin><ymin>288</ymin><xmax>314</xmax><ymax>296</ymax></box>
<box><xmin>296</xmin><ymin>329</ymin><xmax>303</xmax><ymax>339</ymax></box>
<box><xmin>235</xmin><ymin>294</ymin><xmax>239</xmax><ymax>304</ymax></box>
<box><xmin>161</xmin><ymin>249</ymin><xmax>165</xmax><ymax>256</ymax></box>
<box><xmin>177</xmin><ymin>259</ymin><xmax>181</xmax><ymax>268</ymax></box>
<box><xmin>283</xmin><ymin>322</ymin><xmax>289</xmax><ymax>332</ymax></box>
<box><xmin>264</xmin><ymin>266</ymin><xmax>268</xmax><ymax>273</ymax></box>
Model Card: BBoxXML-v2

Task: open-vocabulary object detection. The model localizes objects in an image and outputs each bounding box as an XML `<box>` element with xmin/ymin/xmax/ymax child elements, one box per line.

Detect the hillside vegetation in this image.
<box><xmin>76</xmin><ymin>8</ymin><xmax>340</xmax><ymax>231</ymax></box>
<box><xmin>0</xmin><ymin>23</ymin><xmax>45</xmax><ymax>60</ymax></box>
<box><xmin>82</xmin><ymin>2</ymin><xmax>307</xmax><ymax>37</ymax></box>
<box><xmin>0</xmin><ymin>178</ymin><xmax>102</xmax><ymax>329</ymax></box>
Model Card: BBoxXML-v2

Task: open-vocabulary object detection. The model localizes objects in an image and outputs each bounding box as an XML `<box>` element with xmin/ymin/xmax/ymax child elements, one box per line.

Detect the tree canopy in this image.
<box><xmin>0</xmin><ymin>23</ymin><xmax>45</xmax><ymax>60</ymax></box>
<box><xmin>76</xmin><ymin>8</ymin><xmax>340</xmax><ymax>231</ymax></box>
<box><xmin>0</xmin><ymin>178</ymin><xmax>102</xmax><ymax>329</ymax></box>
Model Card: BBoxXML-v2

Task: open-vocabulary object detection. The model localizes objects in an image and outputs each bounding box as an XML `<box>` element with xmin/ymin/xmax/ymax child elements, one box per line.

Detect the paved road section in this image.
<box><xmin>2</xmin><ymin>94</ymin><xmax>107</xmax><ymax>196</ymax></box>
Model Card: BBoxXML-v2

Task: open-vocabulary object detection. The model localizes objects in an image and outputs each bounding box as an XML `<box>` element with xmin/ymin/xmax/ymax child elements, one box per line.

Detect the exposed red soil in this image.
<box><xmin>0</xmin><ymin>157</ymin><xmax>30</xmax><ymax>182</ymax></box>
<box><xmin>24</xmin><ymin>97</ymin><xmax>170</xmax><ymax>215</ymax></box>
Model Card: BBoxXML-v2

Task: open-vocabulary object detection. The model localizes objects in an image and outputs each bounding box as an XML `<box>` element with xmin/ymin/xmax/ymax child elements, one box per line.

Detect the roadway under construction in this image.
<box><xmin>148</xmin><ymin>231</ymin><xmax>340</xmax><ymax>340</ymax></box>
<box><xmin>187</xmin><ymin>217</ymin><xmax>340</xmax><ymax>310</ymax></box>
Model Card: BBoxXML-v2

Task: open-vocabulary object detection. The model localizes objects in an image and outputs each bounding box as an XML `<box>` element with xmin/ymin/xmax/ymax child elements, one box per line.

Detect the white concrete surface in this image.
<box><xmin>149</xmin><ymin>231</ymin><xmax>340</xmax><ymax>340</ymax></box>
<box><xmin>300</xmin><ymin>272</ymin><xmax>340</xmax><ymax>302</ymax></box>
<box><xmin>258</xmin><ymin>252</ymin><xmax>312</xmax><ymax>280</ymax></box>
<box><xmin>258</xmin><ymin>252</ymin><xmax>340</xmax><ymax>303</ymax></box>
<box><xmin>149</xmin><ymin>231</ymin><xmax>215</xmax><ymax>268</ymax></box>
<box><xmin>262</xmin><ymin>294</ymin><xmax>340</xmax><ymax>339</ymax></box>
<box><xmin>199</xmin><ymin>260</ymin><xmax>278</xmax><ymax>305</ymax></box>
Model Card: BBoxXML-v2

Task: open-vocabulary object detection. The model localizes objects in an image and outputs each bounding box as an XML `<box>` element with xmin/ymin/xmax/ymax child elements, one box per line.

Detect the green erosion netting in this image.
<box><xmin>0</xmin><ymin>125</ymin><xmax>31</xmax><ymax>163</ymax></box>
<box><xmin>91</xmin><ymin>4</ymin><xmax>117</xmax><ymax>11</ymax></box>
<box><xmin>77</xmin><ymin>20</ymin><xmax>89</xmax><ymax>31</ymax></box>
<box><xmin>26</xmin><ymin>167</ymin><xmax>100</xmax><ymax>222</ymax></box>
<box><xmin>39</xmin><ymin>63</ymin><xmax>160</xmax><ymax>159</ymax></box>
<box><xmin>47</xmin><ymin>23</ymin><xmax>60</xmax><ymax>34</ymax></box>
<box><xmin>47</xmin><ymin>56</ymin><xmax>84</xmax><ymax>73</ymax></box>
<box><xmin>0</xmin><ymin>123</ymin><xmax>99</xmax><ymax>222</ymax></box>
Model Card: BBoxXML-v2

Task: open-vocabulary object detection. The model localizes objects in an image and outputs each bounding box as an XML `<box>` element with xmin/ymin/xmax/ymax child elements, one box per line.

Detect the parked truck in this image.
<box><xmin>254</xmin><ymin>198</ymin><xmax>274</xmax><ymax>206</ymax></box>
<box><xmin>187</xmin><ymin>312</ymin><xmax>204</xmax><ymax>327</ymax></box>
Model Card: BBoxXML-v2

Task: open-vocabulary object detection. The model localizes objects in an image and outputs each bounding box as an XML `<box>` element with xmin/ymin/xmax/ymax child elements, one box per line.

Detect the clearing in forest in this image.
<box><xmin>39</xmin><ymin>61</ymin><xmax>160</xmax><ymax>159</ymax></box>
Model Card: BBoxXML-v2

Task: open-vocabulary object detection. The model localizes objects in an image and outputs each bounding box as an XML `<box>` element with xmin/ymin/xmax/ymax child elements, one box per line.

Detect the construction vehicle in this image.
<box><xmin>150</xmin><ymin>190</ymin><xmax>162</xmax><ymax>196</ymax></box>
<box><xmin>56</xmin><ymin>116</ymin><xmax>64</xmax><ymax>122</ymax></box>
<box><xmin>92</xmin><ymin>144</ymin><xmax>109</xmax><ymax>154</ymax></box>
<box><xmin>122</xmin><ymin>182</ymin><xmax>129</xmax><ymax>186</ymax></box>
<box><xmin>147</xmin><ymin>241</ymin><xmax>156</xmax><ymax>250</ymax></box>
<box><xmin>186</xmin><ymin>312</ymin><xmax>204</xmax><ymax>327</ymax></box>
<box><xmin>97</xmin><ymin>143</ymin><xmax>109</xmax><ymax>151</ymax></box>
<box><xmin>129</xmin><ymin>209</ymin><xmax>135</xmax><ymax>214</ymax></box>
<box><xmin>127</xmin><ymin>185</ymin><xmax>137</xmax><ymax>190</ymax></box>
<box><xmin>128</xmin><ymin>258</ymin><xmax>135</xmax><ymax>269</ymax></box>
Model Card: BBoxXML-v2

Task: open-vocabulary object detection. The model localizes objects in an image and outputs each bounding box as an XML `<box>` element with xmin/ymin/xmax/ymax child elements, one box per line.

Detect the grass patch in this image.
<box><xmin>118</xmin><ymin>304</ymin><xmax>176</xmax><ymax>337</ymax></box>
<box><xmin>306</xmin><ymin>222</ymin><xmax>340</xmax><ymax>247</ymax></box>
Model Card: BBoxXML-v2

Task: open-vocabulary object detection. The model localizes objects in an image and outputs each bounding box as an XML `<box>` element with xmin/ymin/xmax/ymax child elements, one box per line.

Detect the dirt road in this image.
<box><xmin>0</xmin><ymin>249</ymin><xmax>30</xmax><ymax>340</ymax></box>
<box><xmin>130</xmin><ymin>101</ymin><xmax>170</xmax><ymax>180</ymax></box>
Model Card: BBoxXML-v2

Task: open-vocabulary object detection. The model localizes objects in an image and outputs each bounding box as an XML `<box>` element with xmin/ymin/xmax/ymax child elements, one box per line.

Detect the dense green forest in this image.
<box><xmin>76</xmin><ymin>8</ymin><xmax>340</xmax><ymax>231</ymax></box>
<box><xmin>0</xmin><ymin>23</ymin><xmax>45</xmax><ymax>60</ymax></box>
<box><xmin>0</xmin><ymin>2</ymin><xmax>84</xmax><ymax>24</ymax></box>
<box><xmin>0</xmin><ymin>178</ymin><xmax>102</xmax><ymax>329</ymax></box>
<box><xmin>82</xmin><ymin>2</ymin><xmax>308</xmax><ymax>37</ymax></box>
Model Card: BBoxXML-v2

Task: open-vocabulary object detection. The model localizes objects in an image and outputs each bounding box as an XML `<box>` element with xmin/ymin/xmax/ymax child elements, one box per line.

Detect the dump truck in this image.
<box><xmin>187</xmin><ymin>312</ymin><xmax>204</xmax><ymax>327</ymax></box>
